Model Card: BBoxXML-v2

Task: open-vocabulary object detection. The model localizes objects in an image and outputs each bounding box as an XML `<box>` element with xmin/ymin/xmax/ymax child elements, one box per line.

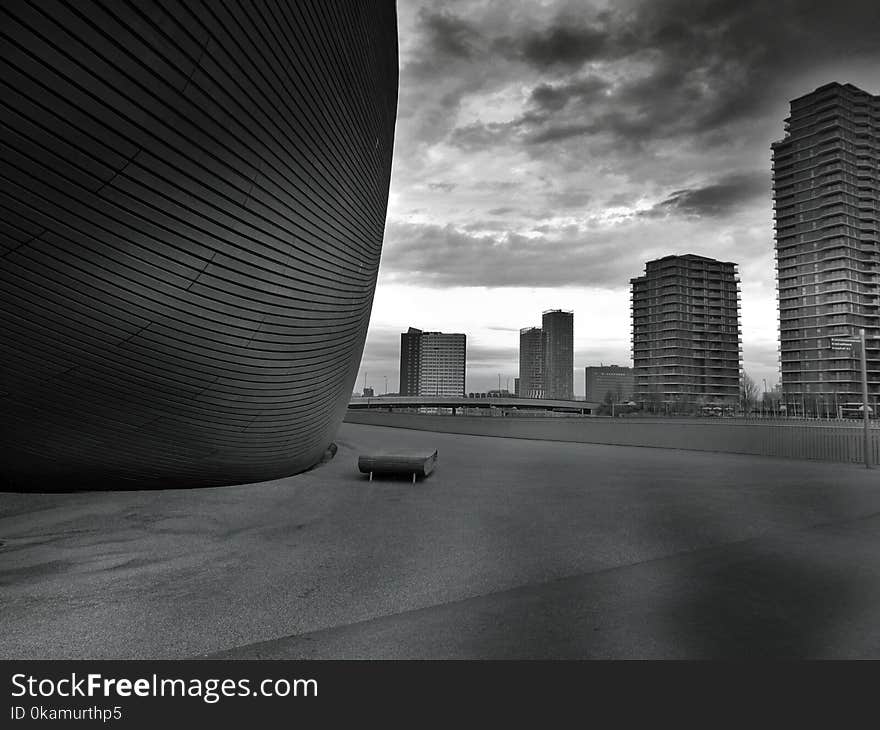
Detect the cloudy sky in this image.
<box><xmin>358</xmin><ymin>0</ymin><xmax>880</xmax><ymax>396</ymax></box>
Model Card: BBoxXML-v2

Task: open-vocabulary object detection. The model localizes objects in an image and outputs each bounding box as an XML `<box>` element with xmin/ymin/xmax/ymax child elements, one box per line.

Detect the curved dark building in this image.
<box><xmin>0</xmin><ymin>1</ymin><xmax>398</xmax><ymax>489</ymax></box>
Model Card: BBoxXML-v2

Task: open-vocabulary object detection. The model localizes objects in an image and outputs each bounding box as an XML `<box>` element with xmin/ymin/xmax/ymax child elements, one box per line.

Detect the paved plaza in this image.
<box><xmin>3</xmin><ymin>423</ymin><xmax>880</xmax><ymax>659</ymax></box>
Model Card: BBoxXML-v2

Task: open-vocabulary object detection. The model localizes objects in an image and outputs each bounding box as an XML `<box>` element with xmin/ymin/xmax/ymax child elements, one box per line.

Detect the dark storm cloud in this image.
<box><xmin>543</xmin><ymin>189</ymin><xmax>592</xmax><ymax>210</ymax></box>
<box><xmin>645</xmin><ymin>171</ymin><xmax>770</xmax><ymax>218</ymax></box>
<box><xmin>462</xmin><ymin>219</ymin><xmax>514</xmax><ymax>232</ymax></box>
<box><xmin>525</xmin><ymin>123</ymin><xmax>594</xmax><ymax>145</ymax></box>
<box><xmin>513</xmin><ymin>22</ymin><xmax>611</xmax><ymax>69</ymax></box>
<box><xmin>432</xmin><ymin>0</ymin><xmax>880</xmax><ymax>153</ymax></box>
<box><xmin>417</xmin><ymin>9</ymin><xmax>483</xmax><ymax>63</ymax></box>
<box><xmin>529</xmin><ymin>84</ymin><xmax>570</xmax><ymax>113</ymax></box>
<box><xmin>604</xmin><ymin>192</ymin><xmax>637</xmax><ymax>207</ymax></box>
<box><xmin>528</xmin><ymin>76</ymin><xmax>610</xmax><ymax>113</ymax></box>
<box><xmin>475</xmin><ymin>208</ymin><xmax>550</xmax><ymax>222</ymax></box>
<box><xmin>394</xmin><ymin>7</ymin><xmax>497</xmax><ymax>151</ymax></box>
<box><xmin>427</xmin><ymin>182</ymin><xmax>457</xmax><ymax>192</ymax></box>
<box><xmin>448</xmin><ymin>119</ymin><xmax>519</xmax><ymax>150</ymax></box>
<box><xmin>381</xmin><ymin>221</ymin><xmax>645</xmax><ymax>288</ymax></box>
<box><xmin>473</xmin><ymin>180</ymin><xmax>521</xmax><ymax>191</ymax></box>
<box><xmin>389</xmin><ymin>0</ymin><xmax>880</xmax><ymax>305</ymax></box>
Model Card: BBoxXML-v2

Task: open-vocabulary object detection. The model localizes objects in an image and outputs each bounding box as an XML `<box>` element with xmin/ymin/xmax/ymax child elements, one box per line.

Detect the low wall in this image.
<box><xmin>344</xmin><ymin>410</ymin><xmax>880</xmax><ymax>465</ymax></box>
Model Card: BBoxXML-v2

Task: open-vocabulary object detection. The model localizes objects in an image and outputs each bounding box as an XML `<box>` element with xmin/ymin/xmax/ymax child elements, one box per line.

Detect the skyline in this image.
<box><xmin>356</xmin><ymin>0</ymin><xmax>880</xmax><ymax>395</ymax></box>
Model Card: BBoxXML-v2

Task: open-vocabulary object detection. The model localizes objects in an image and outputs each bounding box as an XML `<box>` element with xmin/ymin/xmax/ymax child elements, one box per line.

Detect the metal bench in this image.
<box><xmin>358</xmin><ymin>450</ymin><xmax>438</xmax><ymax>484</ymax></box>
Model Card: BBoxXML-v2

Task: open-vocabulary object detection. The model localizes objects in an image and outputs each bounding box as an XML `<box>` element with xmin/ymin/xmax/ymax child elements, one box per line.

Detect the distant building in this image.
<box><xmin>418</xmin><ymin>331</ymin><xmax>466</xmax><ymax>397</ymax></box>
<box><xmin>542</xmin><ymin>309</ymin><xmax>574</xmax><ymax>400</ymax></box>
<box><xmin>585</xmin><ymin>365</ymin><xmax>634</xmax><ymax>403</ymax></box>
<box><xmin>519</xmin><ymin>326</ymin><xmax>544</xmax><ymax>398</ymax></box>
<box><xmin>513</xmin><ymin>377</ymin><xmax>520</xmax><ymax>397</ymax></box>
<box><xmin>631</xmin><ymin>254</ymin><xmax>742</xmax><ymax>410</ymax></box>
<box><xmin>399</xmin><ymin>327</ymin><xmax>466</xmax><ymax>396</ymax></box>
<box><xmin>399</xmin><ymin>327</ymin><xmax>422</xmax><ymax>396</ymax></box>
<box><xmin>772</xmin><ymin>82</ymin><xmax>880</xmax><ymax>415</ymax></box>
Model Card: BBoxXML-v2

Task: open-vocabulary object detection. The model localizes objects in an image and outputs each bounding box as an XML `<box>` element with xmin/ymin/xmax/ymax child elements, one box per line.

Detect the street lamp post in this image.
<box><xmin>837</xmin><ymin>331</ymin><xmax>873</xmax><ymax>467</ymax></box>
<box><xmin>860</xmin><ymin>328</ymin><xmax>870</xmax><ymax>469</ymax></box>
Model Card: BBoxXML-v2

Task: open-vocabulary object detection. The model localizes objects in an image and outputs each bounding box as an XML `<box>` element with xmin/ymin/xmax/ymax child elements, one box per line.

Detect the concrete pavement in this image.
<box><xmin>2</xmin><ymin>423</ymin><xmax>880</xmax><ymax>658</ymax></box>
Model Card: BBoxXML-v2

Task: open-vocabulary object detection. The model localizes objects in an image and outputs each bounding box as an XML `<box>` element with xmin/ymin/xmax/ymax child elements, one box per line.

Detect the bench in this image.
<box><xmin>358</xmin><ymin>450</ymin><xmax>438</xmax><ymax>484</ymax></box>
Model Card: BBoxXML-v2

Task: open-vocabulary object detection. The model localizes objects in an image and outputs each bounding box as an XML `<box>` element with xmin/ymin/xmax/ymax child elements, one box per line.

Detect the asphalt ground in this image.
<box><xmin>3</xmin><ymin>423</ymin><xmax>880</xmax><ymax>658</ymax></box>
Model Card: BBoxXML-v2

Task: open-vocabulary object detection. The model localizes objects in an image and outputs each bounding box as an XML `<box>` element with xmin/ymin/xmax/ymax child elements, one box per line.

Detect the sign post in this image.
<box><xmin>831</xmin><ymin>334</ymin><xmax>871</xmax><ymax>468</ymax></box>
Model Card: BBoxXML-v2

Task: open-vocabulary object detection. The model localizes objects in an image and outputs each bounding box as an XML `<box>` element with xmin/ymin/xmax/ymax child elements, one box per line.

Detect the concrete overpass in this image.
<box><xmin>348</xmin><ymin>395</ymin><xmax>598</xmax><ymax>415</ymax></box>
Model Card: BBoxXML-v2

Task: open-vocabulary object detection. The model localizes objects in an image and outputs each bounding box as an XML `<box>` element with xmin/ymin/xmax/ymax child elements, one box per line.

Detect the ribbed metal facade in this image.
<box><xmin>631</xmin><ymin>255</ymin><xmax>742</xmax><ymax>410</ymax></box>
<box><xmin>772</xmin><ymin>82</ymin><xmax>880</xmax><ymax>416</ymax></box>
<box><xmin>0</xmin><ymin>0</ymin><xmax>398</xmax><ymax>489</ymax></box>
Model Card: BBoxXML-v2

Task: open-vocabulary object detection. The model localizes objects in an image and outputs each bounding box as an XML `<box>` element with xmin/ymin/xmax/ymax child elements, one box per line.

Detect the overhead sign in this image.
<box><xmin>830</xmin><ymin>338</ymin><xmax>857</xmax><ymax>351</ymax></box>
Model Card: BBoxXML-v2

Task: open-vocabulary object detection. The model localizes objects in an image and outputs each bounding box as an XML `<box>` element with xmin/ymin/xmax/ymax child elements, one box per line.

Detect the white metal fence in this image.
<box><xmin>344</xmin><ymin>410</ymin><xmax>880</xmax><ymax>465</ymax></box>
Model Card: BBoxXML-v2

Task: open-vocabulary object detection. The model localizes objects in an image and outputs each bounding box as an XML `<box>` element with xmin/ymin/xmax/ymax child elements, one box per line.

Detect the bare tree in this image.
<box><xmin>740</xmin><ymin>372</ymin><xmax>760</xmax><ymax>413</ymax></box>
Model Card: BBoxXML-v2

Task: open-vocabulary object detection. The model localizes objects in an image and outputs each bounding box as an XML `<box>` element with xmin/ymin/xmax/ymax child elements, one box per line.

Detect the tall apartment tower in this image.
<box><xmin>772</xmin><ymin>82</ymin><xmax>880</xmax><ymax>414</ymax></box>
<box><xmin>518</xmin><ymin>326</ymin><xmax>544</xmax><ymax>399</ymax></box>
<box><xmin>631</xmin><ymin>255</ymin><xmax>742</xmax><ymax>410</ymax></box>
<box><xmin>418</xmin><ymin>332</ymin><xmax>466</xmax><ymax>397</ymax></box>
<box><xmin>542</xmin><ymin>310</ymin><xmax>574</xmax><ymax>400</ymax></box>
<box><xmin>399</xmin><ymin>327</ymin><xmax>422</xmax><ymax>396</ymax></box>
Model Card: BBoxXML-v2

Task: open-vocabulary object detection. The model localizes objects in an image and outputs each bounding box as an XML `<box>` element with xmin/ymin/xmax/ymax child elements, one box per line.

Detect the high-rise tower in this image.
<box><xmin>418</xmin><ymin>332</ymin><xmax>467</xmax><ymax>397</ymax></box>
<box><xmin>631</xmin><ymin>255</ymin><xmax>742</xmax><ymax>411</ymax></box>
<box><xmin>542</xmin><ymin>310</ymin><xmax>574</xmax><ymax>400</ymax></box>
<box><xmin>518</xmin><ymin>326</ymin><xmax>544</xmax><ymax>399</ymax></box>
<box><xmin>398</xmin><ymin>328</ymin><xmax>466</xmax><ymax>397</ymax></box>
<box><xmin>772</xmin><ymin>82</ymin><xmax>880</xmax><ymax>416</ymax></box>
<box><xmin>399</xmin><ymin>327</ymin><xmax>422</xmax><ymax>396</ymax></box>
